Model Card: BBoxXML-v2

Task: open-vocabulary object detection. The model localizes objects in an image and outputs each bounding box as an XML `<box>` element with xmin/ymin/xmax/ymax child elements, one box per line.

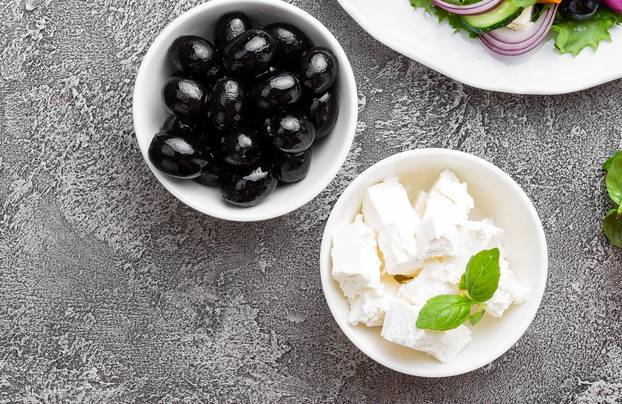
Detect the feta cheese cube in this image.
<box><xmin>485</xmin><ymin>257</ymin><xmax>528</xmax><ymax>317</ymax></box>
<box><xmin>413</xmin><ymin>191</ymin><xmax>429</xmax><ymax>219</ymax></box>
<box><xmin>398</xmin><ymin>268</ymin><xmax>458</xmax><ymax>307</ymax></box>
<box><xmin>428</xmin><ymin>170</ymin><xmax>474</xmax><ymax>223</ymax></box>
<box><xmin>381</xmin><ymin>300</ymin><xmax>472</xmax><ymax>363</ymax></box>
<box><xmin>458</xmin><ymin>219</ymin><xmax>504</xmax><ymax>256</ymax></box>
<box><xmin>363</xmin><ymin>177</ymin><xmax>420</xmax><ymax>275</ymax></box>
<box><xmin>331</xmin><ymin>214</ymin><xmax>382</xmax><ymax>298</ymax></box>
<box><xmin>348</xmin><ymin>288</ymin><xmax>389</xmax><ymax>327</ymax></box>
<box><xmin>416</xmin><ymin>191</ymin><xmax>461</xmax><ymax>259</ymax></box>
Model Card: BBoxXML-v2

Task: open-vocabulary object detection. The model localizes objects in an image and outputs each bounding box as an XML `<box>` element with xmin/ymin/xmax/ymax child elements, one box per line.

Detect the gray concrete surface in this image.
<box><xmin>1</xmin><ymin>0</ymin><xmax>621</xmax><ymax>402</ymax></box>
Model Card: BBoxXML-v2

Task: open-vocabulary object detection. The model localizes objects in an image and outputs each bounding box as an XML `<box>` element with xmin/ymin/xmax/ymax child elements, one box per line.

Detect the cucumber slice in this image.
<box><xmin>462</xmin><ymin>1</ymin><xmax>524</xmax><ymax>34</ymax></box>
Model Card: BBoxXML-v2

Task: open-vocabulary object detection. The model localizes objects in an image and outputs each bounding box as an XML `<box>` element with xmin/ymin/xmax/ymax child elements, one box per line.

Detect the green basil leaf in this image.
<box><xmin>463</xmin><ymin>248</ymin><xmax>501</xmax><ymax>303</ymax></box>
<box><xmin>416</xmin><ymin>294</ymin><xmax>472</xmax><ymax>331</ymax></box>
<box><xmin>604</xmin><ymin>209</ymin><xmax>622</xmax><ymax>248</ymax></box>
<box><xmin>603</xmin><ymin>151</ymin><xmax>622</xmax><ymax>171</ymax></box>
<box><xmin>606</xmin><ymin>155</ymin><xmax>622</xmax><ymax>205</ymax></box>
<box><xmin>468</xmin><ymin>309</ymin><xmax>485</xmax><ymax>326</ymax></box>
<box><xmin>459</xmin><ymin>273</ymin><xmax>467</xmax><ymax>290</ymax></box>
<box><xmin>394</xmin><ymin>275</ymin><xmax>414</xmax><ymax>284</ymax></box>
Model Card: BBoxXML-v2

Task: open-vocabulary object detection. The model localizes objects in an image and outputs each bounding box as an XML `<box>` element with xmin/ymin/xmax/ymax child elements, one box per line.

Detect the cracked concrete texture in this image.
<box><xmin>0</xmin><ymin>0</ymin><xmax>621</xmax><ymax>402</ymax></box>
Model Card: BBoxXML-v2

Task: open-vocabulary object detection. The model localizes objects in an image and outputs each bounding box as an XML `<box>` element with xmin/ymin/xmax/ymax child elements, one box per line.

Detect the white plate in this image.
<box><xmin>320</xmin><ymin>149</ymin><xmax>548</xmax><ymax>377</ymax></box>
<box><xmin>338</xmin><ymin>0</ymin><xmax>622</xmax><ymax>94</ymax></box>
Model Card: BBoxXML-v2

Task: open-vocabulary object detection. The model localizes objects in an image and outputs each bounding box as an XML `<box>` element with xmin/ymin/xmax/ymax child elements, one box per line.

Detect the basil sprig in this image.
<box><xmin>603</xmin><ymin>151</ymin><xmax>622</xmax><ymax>247</ymax></box>
<box><xmin>416</xmin><ymin>248</ymin><xmax>500</xmax><ymax>331</ymax></box>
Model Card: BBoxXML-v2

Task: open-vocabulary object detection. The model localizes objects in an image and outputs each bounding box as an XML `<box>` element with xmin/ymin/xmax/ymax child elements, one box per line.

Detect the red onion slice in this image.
<box><xmin>432</xmin><ymin>0</ymin><xmax>504</xmax><ymax>16</ymax></box>
<box><xmin>480</xmin><ymin>5</ymin><xmax>558</xmax><ymax>56</ymax></box>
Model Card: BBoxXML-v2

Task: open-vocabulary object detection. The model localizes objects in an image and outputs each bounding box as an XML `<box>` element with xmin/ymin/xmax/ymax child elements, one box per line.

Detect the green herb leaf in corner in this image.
<box><xmin>551</xmin><ymin>8</ymin><xmax>622</xmax><ymax>56</ymax></box>
<box><xmin>603</xmin><ymin>150</ymin><xmax>622</xmax><ymax>172</ymax></box>
<box><xmin>604</xmin><ymin>209</ymin><xmax>622</xmax><ymax>248</ymax></box>
<box><xmin>463</xmin><ymin>248</ymin><xmax>501</xmax><ymax>303</ymax></box>
<box><xmin>468</xmin><ymin>309</ymin><xmax>485</xmax><ymax>326</ymax></box>
<box><xmin>606</xmin><ymin>154</ymin><xmax>622</xmax><ymax>206</ymax></box>
<box><xmin>416</xmin><ymin>294</ymin><xmax>472</xmax><ymax>331</ymax></box>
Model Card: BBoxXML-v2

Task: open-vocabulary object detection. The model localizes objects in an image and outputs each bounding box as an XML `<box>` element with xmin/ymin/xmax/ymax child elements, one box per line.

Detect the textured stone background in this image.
<box><xmin>1</xmin><ymin>0</ymin><xmax>621</xmax><ymax>402</ymax></box>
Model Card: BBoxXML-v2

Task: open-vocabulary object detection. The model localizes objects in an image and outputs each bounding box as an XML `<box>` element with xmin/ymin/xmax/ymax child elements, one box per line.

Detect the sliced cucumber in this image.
<box><xmin>462</xmin><ymin>1</ymin><xmax>524</xmax><ymax>34</ymax></box>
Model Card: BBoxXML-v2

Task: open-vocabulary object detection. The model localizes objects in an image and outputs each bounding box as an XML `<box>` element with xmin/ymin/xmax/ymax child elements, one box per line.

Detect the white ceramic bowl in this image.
<box><xmin>320</xmin><ymin>149</ymin><xmax>548</xmax><ymax>377</ymax></box>
<box><xmin>133</xmin><ymin>0</ymin><xmax>357</xmax><ymax>221</ymax></box>
<box><xmin>338</xmin><ymin>0</ymin><xmax>622</xmax><ymax>94</ymax></box>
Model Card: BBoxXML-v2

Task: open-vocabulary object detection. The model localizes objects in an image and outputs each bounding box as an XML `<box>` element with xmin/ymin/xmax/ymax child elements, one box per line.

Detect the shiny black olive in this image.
<box><xmin>253</xmin><ymin>71</ymin><xmax>302</xmax><ymax>111</ymax></box>
<box><xmin>215</xmin><ymin>12</ymin><xmax>252</xmax><ymax>49</ymax></box>
<box><xmin>560</xmin><ymin>0</ymin><xmax>599</xmax><ymax>21</ymax></box>
<box><xmin>265</xmin><ymin>23</ymin><xmax>311</xmax><ymax>63</ymax></box>
<box><xmin>208</xmin><ymin>77</ymin><xmax>247</xmax><ymax>131</ymax></box>
<box><xmin>272</xmin><ymin>148</ymin><xmax>311</xmax><ymax>184</ymax></box>
<box><xmin>267</xmin><ymin>113</ymin><xmax>316</xmax><ymax>153</ymax></box>
<box><xmin>162</xmin><ymin>77</ymin><xmax>207</xmax><ymax>122</ymax></box>
<box><xmin>299</xmin><ymin>47</ymin><xmax>338</xmax><ymax>94</ymax></box>
<box><xmin>169</xmin><ymin>35</ymin><xmax>221</xmax><ymax>80</ymax></box>
<box><xmin>220</xmin><ymin>162</ymin><xmax>277</xmax><ymax>207</ymax></box>
<box><xmin>222</xmin><ymin>29</ymin><xmax>277</xmax><ymax>75</ymax></box>
<box><xmin>148</xmin><ymin>131</ymin><xmax>209</xmax><ymax>179</ymax></box>
<box><xmin>218</xmin><ymin>126</ymin><xmax>263</xmax><ymax>167</ymax></box>
<box><xmin>253</xmin><ymin>65</ymin><xmax>279</xmax><ymax>81</ymax></box>
<box><xmin>308</xmin><ymin>89</ymin><xmax>339</xmax><ymax>140</ymax></box>
<box><xmin>161</xmin><ymin>115</ymin><xmax>196</xmax><ymax>136</ymax></box>
<box><xmin>194</xmin><ymin>147</ymin><xmax>225</xmax><ymax>186</ymax></box>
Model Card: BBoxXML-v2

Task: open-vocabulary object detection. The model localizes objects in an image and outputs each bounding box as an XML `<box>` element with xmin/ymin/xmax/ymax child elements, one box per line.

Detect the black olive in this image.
<box><xmin>168</xmin><ymin>35</ymin><xmax>221</xmax><ymax>81</ymax></box>
<box><xmin>265</xmin><ymin>23</ymin><xmax>311</xmax><ymax>63</ymax></box>
<box><xmin>148</xmin><ymin>131</ymin><xmax>209</xmax><ymax>179</ymax></box>
<box><xmin>273</xmin><ymin>148</ymin><xmax>312</xmax><ymax>184</ymax></box>
<box><xmin>560</xmin><ymin>0</ymin><xmax>599</xmax><ymax>21</ymax></box>
<box><xmin>194</xmin><ymin>147</ymin><xmax>225</xmax><ymax>186</ymax></box>
<box><xmin>215</xmin><ymin>12</ymin><xmax>252</xmax><ymax>49</ymax></box>
<box><xmin>253</xmin><ymin>71</ymin><xmax>302</xmax><ymax>111</ymax></box>
<box><xmin>161</xmin><ymin>115</ymin><xmax>196</xmax><ymax>137</ymax></box>
<box><xmin>220</xmin><ymin>162</ymin><xmax>277</xmax><ymax>207</ymax></box>
<box><xmin>299</xmin><ymin>47</ymin><xmax>338</xmax><ymax>94</ymax></box>
<box><xmin>253</xmin><ymin>65</ymin><xmax>279</xmax><ymax>81</ymax></box>
<box><xmin>162</xmin><ymin>77</ymin><xmax>207</xmax><ymax>122</ymax></box>
<box><xmin>308</xmin><ymin>89</ymin><xmax>339</xmax><ymax>140</ymax></box>
<box><xmin>208</xmin><ymin>77</ymin><xmax>247</xmax><ymax>131</ymax></box>
<box><xmin>222</xmin><ymin>29</ymin><xmax>277</xmax><ymax>75</ymax></box>
<box><xmin>218</xmin><ymin>126</ymin><xmax>263</xmax><ymax>167</ymax></box>
<box><xmin>267</xmin><ymin>113</ymin><xmax>316</xmax><ymax>153</ymax></box>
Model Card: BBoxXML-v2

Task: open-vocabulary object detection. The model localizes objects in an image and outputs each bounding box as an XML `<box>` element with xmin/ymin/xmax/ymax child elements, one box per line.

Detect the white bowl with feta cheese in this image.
<box><xmin>320</xmin><ymin>149</ymin><xmax>547</xmax><ymax>377</ymax></box>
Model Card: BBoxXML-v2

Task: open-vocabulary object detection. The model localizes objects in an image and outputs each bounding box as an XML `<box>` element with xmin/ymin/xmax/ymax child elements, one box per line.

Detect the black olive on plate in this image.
<box><xmin>148</xmin><ymin>131</ymin><xmax>209</xmax><ymax>179</ymax></box>
<box><xmin>253</xmin><ymin>71</ymin><xmax>302</xmax><ymax>111</ymax></box>
<box><xmin>272</xmin><ymin>148</ymin><xmax>311</xmax><ymax>184</ymax></box>
<box><xmin>162</xmin><ymin>76</ymin><xmax>207</xmax><ymax>122</ymax></box>
<box><xmin>267</xmin><ymin>112</ymin><xmax>316</xmax><ymax>153</ymax></box>
<box><xmin>220</xmin><ymin>162</ymin><xmax>278</xmax><ymax>207</ymax></box>
<box><xmin>215</xmin><ymin>12</ymin><xmax>253</xmax><ymax>49</ymax></box>
<box><xmin>222</xmin><ymin>29</ymin><xmax>277</xmax><ymax>75</ymax></box>
<box><xmin>560</xmin><ymin>0</ymin><xmax>599</xmax><ymax>21</ymax></box>
<box><xmin>265</xmin><ymin>23</ymin><xmax>311</xmax><ymax>63</ymax></box>
<box><xmin>218</xmin><ymin>126</ymin><xmax>263</xmax><ymax>167</ymax></box>
<box><xmin>299</xmin><ymin>47</ymin><xmax>338</xmax><ymax>94</ymax></box>
<box><xmin>308</xmin><ymin>89</ymin><xmax>339</xmax><ymax>140</ymax></box>
<box><xmin>169</xmin><ymin>35</ymin><xmax>221</xmax><ymax>80</ymax></box>
<box><xmin>194</xmin><ymin>147</ymin><xmax>225</xmax><ymax>186</ymax></box>
<box><xmin>161</xmin><ymin>115</ymin><xmax>195</xmax><ymax>136</ymax></box>
<box><xmin>207</xmin><ymin>77</ymin><xmax>247</xmax><ymax>131</ymax></box>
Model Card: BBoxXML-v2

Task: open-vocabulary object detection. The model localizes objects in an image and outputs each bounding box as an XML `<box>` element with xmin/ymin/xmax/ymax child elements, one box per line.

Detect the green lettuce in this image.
<box><xmin>551</xmin><ymin>8</ymin><xmax>622</xmax><ymax>56</ymax></box>
<box><xmin>410</xmin><ymin>0</ymin><xmax>478</xmax><ymax>37</ymax></box>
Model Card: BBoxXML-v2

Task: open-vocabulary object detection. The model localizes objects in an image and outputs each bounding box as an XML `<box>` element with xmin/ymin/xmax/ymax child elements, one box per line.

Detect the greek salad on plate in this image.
<box><xmin>413</xmin><ymin>0</ymin><xmax>622</xmax><ymax>56</ymax></box>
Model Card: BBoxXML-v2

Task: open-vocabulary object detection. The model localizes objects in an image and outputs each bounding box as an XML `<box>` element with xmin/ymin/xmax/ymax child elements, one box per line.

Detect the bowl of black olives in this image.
<box><xmin>133</xmin><ymin>0</ymin><xmax>357</xmax><ymax>221</ymax></box>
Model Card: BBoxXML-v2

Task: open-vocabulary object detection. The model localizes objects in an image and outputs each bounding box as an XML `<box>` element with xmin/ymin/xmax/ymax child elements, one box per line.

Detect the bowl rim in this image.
<box><xmin>319</xmin><ymin>148</ymin><xmax>549</xmax><ymax>377</ymax></box>
<box><xmin>132</xmin><ymin>0</ymin><xmax>358</xmax><ymax>222</ymax></box>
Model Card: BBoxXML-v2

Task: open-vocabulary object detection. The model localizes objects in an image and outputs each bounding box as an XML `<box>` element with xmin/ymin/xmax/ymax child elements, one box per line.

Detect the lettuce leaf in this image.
<box><xmin>410</xmin><ymin>0</ymin><xmax>478</xmax><ymax>37</ymax></box>
<box><xmin>551</xmin><ymin>8</ymin><xmax>622</xmax><ymax>56</ymax></box>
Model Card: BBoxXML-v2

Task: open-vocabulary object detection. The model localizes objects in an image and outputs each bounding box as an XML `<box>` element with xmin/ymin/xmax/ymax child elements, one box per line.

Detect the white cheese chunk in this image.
<box><xmin>381</xmin><ymin>300</ymin><xmax>472</xmax><ymax>363</ymax></box>
<box><xmin>362</xmin><ymin>177</ymin><xmax>420</xmax><ymax>275</ymax></box>
<box><xmin>348</xmin><ymin>288</ymin><xmax>389</xmax><ymax>327</ymax></box>
<box><xmin>485</xmin><ymin>257</ymin><xmax>528</xmax><ymax>317</ymax></box>
<box><xmin>507</xmin><ymin>6</ymin><xmax>534</xmax><ymax>31</ymax></box>
<box><xmin>416</xmin><ymin>191</ymin><xmax>461</xmax><ymax>259</ymax></box>
<box><xmin>331</xmin><ymin>214</ymin><xmax>382</xmax><ymax>298</ymax></box>
<box><xmin>398</xmin><ymin>267</ymin><xmax>459</xmax><ymax>307</ymax></box>
<box><xmin>428</xmin><ymin>170</ymin><xmax>474</xmax><ymax>223</ymax></box>
<box><xmin>413</xmin><ymin>191</ymin><xmax>429</xmax><ymax>219</ymax></box>
<box><xmin>458</xmin><ymin>219</ymin><xmax>504</xmax><ymax>257</ymax></box>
